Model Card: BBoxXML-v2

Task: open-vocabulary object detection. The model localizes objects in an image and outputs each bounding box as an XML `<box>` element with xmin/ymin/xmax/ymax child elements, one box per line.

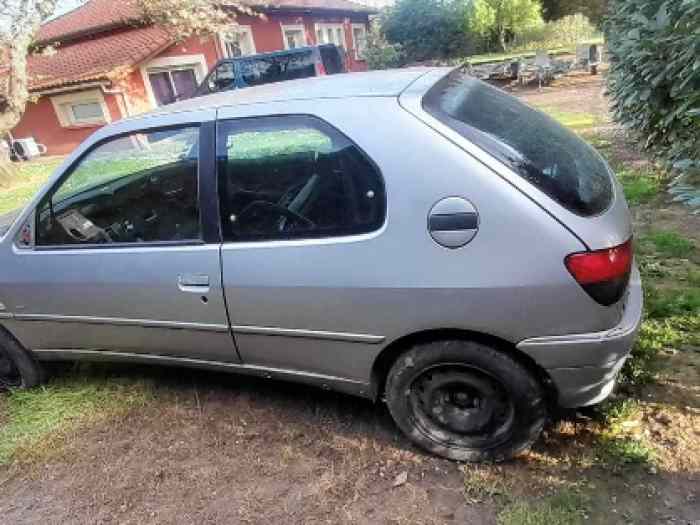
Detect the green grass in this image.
<box><xmin>616</xmin><ymin>168</ymin><xmax>664</xmax><ymax>205</ymax></box>
<box><xmin>593</xmin><ymin>398</ymin><xmax>656</xmax><ymax>467</ymax></box>
<box><xmin>639</xmin><ymin>231</ymin><xmax>695</xmax><ymax>259</ymax></box>
<box><xmin>0</xmin><ymin>369</ymin><xmax>152</xmax><ymax>465</ymax></box>
<box><xmin>595</xmin><ymin>435</ymin><xmax>656</xmax><ymax>467</ymax></box>
<box><xmin>544</xmin><ymin>110</ymin><xmax>602</xmax><ymax>131</ymax></box>
<box><xmin>0</xmin><ymin>159</ymin><xmax>62</xmax><ymax>215</ymax></box>
<box><xmin>644</xmin><ymin>286</ymin><xmax>700</xmax><ymax>319</ymax></box>
<box><xmin>497</xmin><ymin>491</ymin><xmax>588</xmax><ymax>525</ymax></box>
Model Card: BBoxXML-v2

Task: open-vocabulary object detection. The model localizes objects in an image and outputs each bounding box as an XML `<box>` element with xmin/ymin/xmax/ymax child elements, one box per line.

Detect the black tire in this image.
<box><xmin>385</xmin><ymin>339</ymin><xmax>546</xmax><ymax>462</ymax></box>
<box><xmin>0</xmin><ymin>327</ymin><xmax>44</xmax><ymax>391</ymax></box>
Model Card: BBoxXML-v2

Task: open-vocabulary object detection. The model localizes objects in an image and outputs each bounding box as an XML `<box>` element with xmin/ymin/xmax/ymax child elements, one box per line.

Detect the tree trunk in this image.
<box><xmin>498</xmin><ymin>28</ymin><xmax>508</xmax><ymax>52</ymax></box>
<box><xmin>0</xmin><ymin>160</ymin><xmax>19</xmax><ymax>186</ymax></box>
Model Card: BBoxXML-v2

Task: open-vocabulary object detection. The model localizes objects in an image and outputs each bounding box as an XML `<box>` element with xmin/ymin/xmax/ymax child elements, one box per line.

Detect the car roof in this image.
<box><xmin>136</xmin><ymin>67</ymin><xmax>448</xmax><ymax>119</ymax></box>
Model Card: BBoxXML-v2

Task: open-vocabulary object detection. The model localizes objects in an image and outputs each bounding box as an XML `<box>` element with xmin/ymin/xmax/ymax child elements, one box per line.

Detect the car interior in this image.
<box><xmin>36</xmin><ymin>157</ymin><xmax>200</xmax><ymax>246</ymax></box>
<box><xmin>221</xmin><ymin>140</ymin><xmax>383</xmax><ymax>240</ymax></box>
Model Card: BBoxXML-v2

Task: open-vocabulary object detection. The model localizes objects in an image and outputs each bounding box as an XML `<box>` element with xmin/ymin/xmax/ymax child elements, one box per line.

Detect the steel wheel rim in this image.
<box><xmin>408</xmin><ymin>364</ymin><xmax>515</xmax><ymax>449</ymax></box>
<box><xmin>0</xmin><ymin>350</ymin><xmax>22</xmax><ymax>390</ymax></box>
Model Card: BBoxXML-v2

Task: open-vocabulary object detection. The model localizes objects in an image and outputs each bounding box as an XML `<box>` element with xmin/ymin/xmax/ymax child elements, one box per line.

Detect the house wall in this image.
<box><xmin>12</xmin><ymin>11</ymin><xmax>370</xmax><ymax>157</ymax></box>
<box><xmin>12</xmin><ymin>89</ymin><xmax>123</xmax><ymax>156</ymax></box>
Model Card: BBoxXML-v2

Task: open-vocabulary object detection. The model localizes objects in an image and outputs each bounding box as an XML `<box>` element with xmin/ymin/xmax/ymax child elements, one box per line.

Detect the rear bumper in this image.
<box><xmin>517</xmin><ymin>265</ymin><xmax>643</xmax><ymax>408</ymax></box>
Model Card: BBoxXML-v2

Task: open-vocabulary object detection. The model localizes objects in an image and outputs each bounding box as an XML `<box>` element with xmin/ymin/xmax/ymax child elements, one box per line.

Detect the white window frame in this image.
<box><xmin>315</xmin><ymin>23</ymin><xmax>347</xmax><ymax>50</ymax></box>
<box><xmin>280</xmin><ymin>23</ymin><xmax>307</xmax><ymax>50</ymax></box>
<box><xmin>351</xmin><ymin>23</ymin><xmax>368</xmax><ymax>60</ymax></box>
<box><xmin>50</xmin><ymin>89</ymin><xmax>111</xmax><ymax>128</ymax></box>
<box><xmin>219</xmin><ymin>26</ymin><xmax>257</xmax><ymax>58</ymax></box>
<box><xmin>140</xmin><ymin>54</ymin><xmax>207</xmax><ymax>108</ymax></box>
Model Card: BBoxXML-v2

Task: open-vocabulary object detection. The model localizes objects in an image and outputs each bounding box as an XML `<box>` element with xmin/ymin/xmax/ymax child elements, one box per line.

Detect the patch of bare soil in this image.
<box><xmin>505</xmin><ymin>69</ymin><xmax>611</xmax><ymax>119</ymax></box>
<box><xmin>0</xmin><ymin>370</ymin><xmax>490</xmax><ymax>525</ymax></box>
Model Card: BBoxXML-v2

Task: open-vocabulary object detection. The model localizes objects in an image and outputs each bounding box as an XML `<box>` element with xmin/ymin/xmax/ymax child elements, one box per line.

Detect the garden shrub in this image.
<box><xmin>381</xmin><ymin>0</ymin><xmax>475</xmax><ymax>61</ymax></box>
<box><xmin>605</xmin><ymin>0</ymin><xmax>700</xmax><ymax>209</ymax></box>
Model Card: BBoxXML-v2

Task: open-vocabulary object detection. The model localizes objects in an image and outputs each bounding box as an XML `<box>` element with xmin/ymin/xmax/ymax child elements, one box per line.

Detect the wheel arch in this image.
<box><xmin>369</xmin><ymin>328</ymin><xmax>557</xmax><ymax>405</ymax></box>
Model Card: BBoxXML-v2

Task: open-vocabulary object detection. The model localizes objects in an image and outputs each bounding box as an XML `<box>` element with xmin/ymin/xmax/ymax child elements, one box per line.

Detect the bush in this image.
<box><xmin>363</xmin><ymin>25</ymin><xmax>406</xmax><ymax>70</ymax></box>
<box><xmin>381</xmin><ymin>0</ymin><xmax>475</xmax><ymax>61</ymax></box>
<box><xmin>605</xmin><ymin>0</ymin><xmax>700</xmax><ymax>208</ymax></box>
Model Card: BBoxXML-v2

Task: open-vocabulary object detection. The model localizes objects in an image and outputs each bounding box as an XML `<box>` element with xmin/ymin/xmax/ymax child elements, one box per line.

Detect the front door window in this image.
<box><xmin>36</xmin><ymin>126</ymin><xmax>201</xmax><ymax>246</ymax></box>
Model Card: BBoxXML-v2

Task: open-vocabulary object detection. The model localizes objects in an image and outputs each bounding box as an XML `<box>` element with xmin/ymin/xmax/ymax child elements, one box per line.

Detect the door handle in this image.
<box><xmin>178</xmin><ymin>274</ymin><xmax>210</xmax><ymax>293</ymax></box>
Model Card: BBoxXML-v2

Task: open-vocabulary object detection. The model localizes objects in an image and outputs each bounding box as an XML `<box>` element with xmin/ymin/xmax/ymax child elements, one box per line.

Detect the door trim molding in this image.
<box><xmin>232</xmin><ymin>324</ymin><xmax>385</xmax><ymax>344</ymax></box>
<box><xmin>13</xmin><ymin>314</ymin><xmax>229</xmax><ymax>333</ymax></box>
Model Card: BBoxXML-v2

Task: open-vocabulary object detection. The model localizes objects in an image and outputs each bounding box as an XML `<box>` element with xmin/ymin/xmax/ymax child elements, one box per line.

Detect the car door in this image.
<box><xmin>216</xmin><ymin>113</ymin><xmax>387</xmax><ymax>382</ymax></box>
<box><xmin>0</xmin><ymin>116</ymin><xmax>238</xmax><ymax>363</ymax></box>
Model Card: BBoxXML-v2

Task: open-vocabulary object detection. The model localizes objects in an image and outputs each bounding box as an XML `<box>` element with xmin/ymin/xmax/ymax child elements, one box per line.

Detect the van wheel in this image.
<box><xmin>385</xmin><ymin>340</ymin><xmax>546</xmax><ymax>462</ymax></box>
<box><xmin>0</xmin><ymin>329</ymin><xmax>44</xmax><ymax>391</ymax></box>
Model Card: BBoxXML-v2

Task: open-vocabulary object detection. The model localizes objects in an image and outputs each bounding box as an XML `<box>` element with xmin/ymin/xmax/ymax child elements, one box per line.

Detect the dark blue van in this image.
<box><xmin>193</xmin><ymin>44</ymin><xmax>346</xmax><ymax>98</ymax></box>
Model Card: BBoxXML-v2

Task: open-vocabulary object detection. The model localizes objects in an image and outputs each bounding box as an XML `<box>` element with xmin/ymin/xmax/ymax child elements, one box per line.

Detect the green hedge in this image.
<box><xmin>605</xmin><ymin>0</ymin><xmax>700</xmax><ymax>206</ymax></box>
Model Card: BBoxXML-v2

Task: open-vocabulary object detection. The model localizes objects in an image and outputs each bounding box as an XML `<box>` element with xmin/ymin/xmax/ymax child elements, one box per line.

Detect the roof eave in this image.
<box><xmin>35</xmin><ymin>20</ymin><xmax>145</xmax><ymax>47</ymax></box>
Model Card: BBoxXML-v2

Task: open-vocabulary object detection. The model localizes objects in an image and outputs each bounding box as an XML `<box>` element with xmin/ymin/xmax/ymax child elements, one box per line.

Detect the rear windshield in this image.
<box><xmin>423</xmin><ymin>68</ymin><xmax>613</xmax><ymax>216</ymax></box>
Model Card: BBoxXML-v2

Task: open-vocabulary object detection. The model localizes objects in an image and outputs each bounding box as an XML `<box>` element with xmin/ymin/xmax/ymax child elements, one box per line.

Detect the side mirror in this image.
<box><xmin>15</xmin><ymin>211</ymin><xmax>35</xmax><ymax>249</ymax></box>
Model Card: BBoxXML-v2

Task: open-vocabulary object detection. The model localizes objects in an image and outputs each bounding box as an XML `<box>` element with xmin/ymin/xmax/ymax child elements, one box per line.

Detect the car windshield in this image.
<box><xmin>423</xmin><ymin>67</ymin><xmax>613</xmax><ymax>216</ymax></box>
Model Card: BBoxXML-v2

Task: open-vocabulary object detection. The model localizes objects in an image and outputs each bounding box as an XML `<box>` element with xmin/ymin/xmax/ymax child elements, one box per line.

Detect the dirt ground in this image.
<box><xmin>1</xmin><ymin>73</ymin><xmax>699</xmax><ymax>525</ymax></box>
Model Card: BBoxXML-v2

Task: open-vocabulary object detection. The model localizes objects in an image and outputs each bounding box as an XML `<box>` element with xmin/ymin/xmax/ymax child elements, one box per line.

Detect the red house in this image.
<box><xmin>10</xmin><ymin>0</ymin><xmax>375</xmax><ymax>156</ymax></box>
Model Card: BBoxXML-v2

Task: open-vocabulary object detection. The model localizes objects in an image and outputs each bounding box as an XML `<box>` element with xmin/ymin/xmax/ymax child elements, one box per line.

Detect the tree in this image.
<box><xmin>0</xmin><ymin>0</ymin><xmax>254</xmax><ymax>179</ymax></box>
<box><xmin>470</xmin><ymin>0</ymin><xmax>544</xmax><ymax>52</ymax></box>
<box><xmin>381</xmin><ymin>0</ymin><xmax>474</xmax><ymax>62</ymax></box>
<box><xmin>0</xmin><ymin>0</ymin><xmax>59</xmax><ymax>157</ymax></box>
<box><xmin>540</xmin><ymin>0</ymin><xmax>608</xmax><ymax>27</ymax></box>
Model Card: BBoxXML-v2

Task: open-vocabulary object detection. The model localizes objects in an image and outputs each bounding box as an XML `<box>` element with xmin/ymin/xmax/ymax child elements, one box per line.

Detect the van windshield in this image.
<box><xmin>422</xmin><ymin>68</ymin><xmax>613</xmax><ymax>216</ymax></box>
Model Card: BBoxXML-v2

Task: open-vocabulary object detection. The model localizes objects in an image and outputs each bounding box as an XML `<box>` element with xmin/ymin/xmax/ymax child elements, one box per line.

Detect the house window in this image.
<box><xmin>281</xmin><ymin>24</ymin><xmax>307</xmax><ymax>49</ymax></box>
<box><xmin>148</xmin><ymin>68</ymin><xmax>198</xmax><ymax>106</ymax></box>
<box><xmin>141</xmin><ymin>54</ymin><xmax>207</xmax><ymax>108</ymax></box>
<box><xmin>50</xmin><ymin>89</ymin><xmax>110</xmax><ymax>128</ymax></box>
<box><xmin>352</xmin><ymin>24</ymin><xmax>368</xmax><ymax>60</ymax></box>
<box><xmin>315</xmin><ymin>23</ymin><xmax>346</xmax><ymax>50</ymax></box>
<box><xmin>222</xmin><ymin>26</ymin><xmax>256</xmax><ymax>57</ymax></box>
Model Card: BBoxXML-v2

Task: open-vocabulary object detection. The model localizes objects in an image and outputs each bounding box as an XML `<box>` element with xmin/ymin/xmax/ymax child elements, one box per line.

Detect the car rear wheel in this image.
<box><xmin>385</xmin><ymin>339</ymin><xmax>546</xmax><ymax>462</ymax></box>
<box><xmin>0</xmin><ymin>329</ymin><xmax>44</xmax><ymax>391</ymax></box>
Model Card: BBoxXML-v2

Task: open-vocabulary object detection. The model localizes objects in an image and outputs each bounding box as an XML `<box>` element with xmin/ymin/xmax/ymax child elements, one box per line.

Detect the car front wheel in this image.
<box><xmin>385</xmin><ymin>339</ymin><xmax>546</xmax><ymax>462</ymax></box>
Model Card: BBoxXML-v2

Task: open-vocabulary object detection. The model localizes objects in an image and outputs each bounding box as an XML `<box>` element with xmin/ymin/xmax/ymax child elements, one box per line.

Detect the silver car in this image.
<box><xmin>0</xmin><ymin>67</ymin><xmax>642</xmax><ymax>462</ymax></box>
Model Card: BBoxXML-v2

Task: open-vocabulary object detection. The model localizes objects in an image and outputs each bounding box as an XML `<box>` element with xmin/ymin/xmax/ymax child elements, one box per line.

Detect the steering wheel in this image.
<box><xmin>236</xmin><ymin>200</ymin><xmax>315</xmax><ymax>232</ymax></box>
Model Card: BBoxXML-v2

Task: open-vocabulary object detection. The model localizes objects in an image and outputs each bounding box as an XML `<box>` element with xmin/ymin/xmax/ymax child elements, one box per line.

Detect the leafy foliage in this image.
<box><xmin>541</xmin><ymin>0</ymin><xmax>608</xmax><ymax>27</ymax></box>
<box><xmin>605</xmin><ymin>0</ymin><xmax>700</xmax><ymax>210</ymax></box>
<box><xmin>517</xmin><ymin>14</ymin><xmax>600</xmax><ymax>50</ymax></box>
<box><xmin>363</xmin><ymin>23</ymin><xmax>406</xmax><ymax>70</ymax></box>
<box><xmin>381</xmin><ymin>0</ymin><xmax>475</xmax><ymax>61</ymax></box>
<box><xmin>470</xmin><ymin>0</ymin><xmax>544</xmax><ymax>51</ymax></box>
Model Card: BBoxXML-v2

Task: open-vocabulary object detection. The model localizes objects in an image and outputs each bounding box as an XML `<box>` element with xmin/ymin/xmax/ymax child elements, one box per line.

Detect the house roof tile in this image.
<box><xmin>29</xmin><ymin>25</ymin><xmax>172</xmax><ymax>91</ymax></box>
<box><xmin>38</xmin><ymin>0</ymin><xmax>374</xmax><ymax>45</ymax></box>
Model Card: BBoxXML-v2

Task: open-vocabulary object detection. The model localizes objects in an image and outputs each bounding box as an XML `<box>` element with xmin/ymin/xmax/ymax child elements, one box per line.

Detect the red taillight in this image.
<box><xmin>565</xmin><ymin>239</ymin><xmax>633</xmax><ymax>306</ymax></box>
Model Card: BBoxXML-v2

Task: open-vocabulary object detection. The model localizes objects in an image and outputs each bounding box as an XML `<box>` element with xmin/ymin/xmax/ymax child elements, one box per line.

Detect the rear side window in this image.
<box><xmin>239</xmin><ymin>51</ymin><xmax>315</xmax><ymax>87</ymax></box>
<box><xmin>217</xmin><ymin>115</ymin><xmax>385</xmax><ymax>241</ymax></box>
<box><xmin>423</xmin><ymin>68</ymin><xmax>613</xmax><ymax>216</ymax></box>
